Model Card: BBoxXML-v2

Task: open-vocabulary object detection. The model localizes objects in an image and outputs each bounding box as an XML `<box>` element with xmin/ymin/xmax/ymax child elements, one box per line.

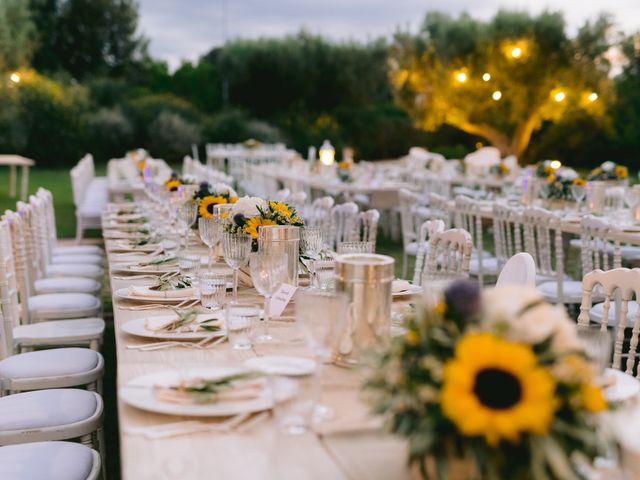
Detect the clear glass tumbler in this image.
<box><xmin>178</xmin><ymin>253</ymin><xmax>201</xmax><ymax>281</ymax></box>
<box><xmin>226</xmin><ymin>303</ymin><xmax>260</xmax><ymax>350</ymax></box>
<box><xmin>198</xmin><ymin>270</ymin><xmax>228</xmax><ymax>310</ymax></box>
<box><xmin>336</xmin><ymin>241</ymin><xmax>375</xmax><ymax>254</ymax></box>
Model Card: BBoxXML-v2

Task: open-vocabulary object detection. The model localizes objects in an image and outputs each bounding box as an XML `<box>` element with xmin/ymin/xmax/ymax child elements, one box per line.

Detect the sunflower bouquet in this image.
<box><xmin>337</xmin><ymin>160</ymin><xmax>353</xmax><ymax>183</ymax></box>
<box><xmin>366</xmin><ymin>280</ymin><xmax>612</xmax><ymax>479</ymax></box>
<box><xmin>588</xmin><ymin>161</ymin><xmax>629</xmax><ymax>182</ymax></box>
<box><xmin>539</xmin><ymin>167</ymin><xmax>584</xmax><ymax>201</ymax></box>
<box><xmin>489</xmin><ymin>161</ymin><xmax>509</xmax><ymax>178</ymax></box>
<box><xmin>163</xmin><ymin>172</ymin><xmax>197</xmax><ymax>192</ymax></box>
<box><xmin>192</xmin><ymin>181</ymin><xmax>238</xmax><ymax>222</ymax></box>
<box><xmin>224</xmin><ymin>196</ymin><xmax>304</xmax><ymax>250</ymax></box>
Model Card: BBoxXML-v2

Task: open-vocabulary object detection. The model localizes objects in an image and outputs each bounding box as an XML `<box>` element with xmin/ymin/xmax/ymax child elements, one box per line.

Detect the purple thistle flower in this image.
<box><xmin>444</xmin><ymin>279</ymin><xmax>481</xmax><ymax>321</ymax></box>
<box><xmin>233</xmin><ymin>213</ymin><xmax>246</xmax><ymax>226</ymax></box>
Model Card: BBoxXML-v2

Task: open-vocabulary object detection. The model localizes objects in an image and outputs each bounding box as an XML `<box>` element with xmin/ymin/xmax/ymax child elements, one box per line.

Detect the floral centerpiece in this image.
<box><xmin>588</xmin><ymin>161</ymin><xmax>629</xmax><ymax>182</ymax></box>
<box><xmin>192</xmin><ymin>181</ymin><xmax>238</xmax><ymax>221</ymax></box>
<box><xmin>489</xmin><ymin>160</ymin><xmax>509</xmax><ymax>178</ymax></box>
<box><xmin>163</xmin><ymin>172</ymin><xmax>198</xmax><ymax>192</ymax></box>
<box><xmin>224</xmin><ymin>196</ymin><xmax>304</xmax><ymax>250</ymax></box>
<box><xmin>535</xmin><ymin>160</ymin><xmax>556</xmax><ymax>178</ymax></box>
<box><xmin>539</xmin><ymin>167</ymin><xmax>585</xmax><ymax>201</ymax></box>
<box><xmin>337</xmin><ymin>160</ymin><xmax>353</xmax><ymax>183</ymax></box>
<box><xmin>366</xmin><ymin>281</ymin><xmax>611</xmax><ymax>479</ymax></box>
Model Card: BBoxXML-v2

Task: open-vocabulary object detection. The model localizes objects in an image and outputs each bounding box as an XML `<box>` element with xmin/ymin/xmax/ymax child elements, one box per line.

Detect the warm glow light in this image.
<box><xmin>9</xmin><ymin>73</ymin><xmax>20</xmax><ymax>83</ymax></box>
<box><xmin>550</xmin><ymin>160</ymin><xmax>562</xmax><ymax>169</ymax></box>
<box><xmin>475</xmin><ymin>142</ymin><xmax>483</xmax><ymax>149</ymax></box>
<box><xmin>482</xmin><ymin>73</ymin><xmax>491</xmax><ymax>81</ymax></box>
<box><xmin>554</xmin><ymin>91</ymin><xmax>566</xmax><ymax>102</ymax></box>
<box><xmin>511</xmin><ymin>47</ymin><xmax>522</xmax><ymax>58</ymax></box>
<box><xmin>588</xmin><ymin>92</ymin><xmax>598</xmax><ymax>102</ymax></box>
<box><xmin>492</xmin><ymin>90</ymin><xmax>502</xmax><ymax>101</ymax></box>
<box><xmin>319</xmin><ymin>140</ymin><xmax>335</xmax><ymax>166</ymax></box>
<box><xmin>455</xmin><ymin>71</ymin><xmax>468</xmax><ymax>83</ymax></box>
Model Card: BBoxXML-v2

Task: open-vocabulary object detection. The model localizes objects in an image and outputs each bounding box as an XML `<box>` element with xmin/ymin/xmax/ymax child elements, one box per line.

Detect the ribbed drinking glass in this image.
<box><xmin>222</xmin><ymin>232</ymin><xmax>252</xmax><ymax>304</ymax></box>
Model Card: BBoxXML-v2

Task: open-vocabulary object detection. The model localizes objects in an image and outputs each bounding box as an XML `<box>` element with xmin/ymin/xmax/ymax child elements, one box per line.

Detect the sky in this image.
<box><xmin>137</xmin><ymin>0</ymin><xmax>640</xmax><ymax>69</ymax></box>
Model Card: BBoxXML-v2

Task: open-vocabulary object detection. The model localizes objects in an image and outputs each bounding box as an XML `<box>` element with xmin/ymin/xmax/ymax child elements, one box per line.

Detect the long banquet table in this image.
<box><xmin>106</xmin><ymin>231</ymin><xmax>412</xmax><ymax>479</ymax></box>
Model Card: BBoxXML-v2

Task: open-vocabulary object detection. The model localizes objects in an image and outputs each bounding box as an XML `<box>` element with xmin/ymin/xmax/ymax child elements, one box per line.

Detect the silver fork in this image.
<box><xmin>125</xmin><ymin>411</ymin><xmax>254</xmax><ymax>439</ymax></box>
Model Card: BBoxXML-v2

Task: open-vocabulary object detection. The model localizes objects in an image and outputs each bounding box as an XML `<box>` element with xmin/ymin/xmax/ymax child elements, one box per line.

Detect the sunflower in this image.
<box><xmin>244</xmin><ymin>217</ymin><xmax>277</xmax><ymax>238</ymax></box>
<box><xmin>199</xmin><ymin>195</ymin><xmax>226</xmax><ymax>219</ymax></box>
<box><xmin>230</xmin><ymin>196</ymin><xmax>238</xmax><ymax>204</ymax></box>
<box><xmin>441</xmin><ymin>333</ymin><xmax>557</xmax><ymax>445</ymax></box>
<box><xmin>580</xmin><ymin>383</ymin><xmax>607</xmax><ymax>413</ymax></box>
<box><xmin>572</xmin><ymin>177</ymin><xmax>587</xmax><ymax>187</ymax></box>
<box><xmin>543</xmin><ymin>165</ymin><xmax>554</xmax><ymax>174</ymax></box>
<box><xmin>136</xmin><ymin>160</ymin><xmax>146</xmax><ymax>171</ymax></box>
<box><xmin>165</xmin><ymin>179</ymin><xmax>181</xmax><ymax>192</ymax></box>
<box><xmin>498</xmin><ymin>162</ymin><xmax>509</xmax><ymax>174</ymax></box>
<box><xmin>546</xmin><ymin>175</ymin><xmax>557</xmax><ymax>184</ymax></box>
<box><xmin>337</xmin><ymin>161</ymin><xmax>352</xmax><ymax>169</ymax></box>
<box><xmin>269</xmin><ymin>201</ymin><xmax>292</xmax><ymax>218</ymax></box>
<box><xmin>615</xmin><ymin>165</ymin><xmax>628</xmax><ymax>178</ymax></box>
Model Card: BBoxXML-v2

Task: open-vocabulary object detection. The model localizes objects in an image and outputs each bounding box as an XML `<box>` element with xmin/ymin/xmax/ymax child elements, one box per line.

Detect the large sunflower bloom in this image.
<box><xmin>244</xmin><ymin>217</ymin><xmax>277</xmax><ymax>239</ymax></box>
<box><xmin>165</xmin><ymin>179</ymin><xmax>181</xmax><ymax>192</ymax></box>
<box><xmin>269</xmin><ymin>201</ymin><xmax>292</xmax><ymax>218</ymax></box>
<box><xmin>615</xmin><ymin>165</ymin><xmax>628</xmax><ymax>178</ymax></box>
<box><xmin>441</xmin><ymin>333</ymin><xmax>557</xmax><ymax>445</ymax></box>
<box><xmin>199</xmin><ymin>195</ymin><xmax>226</xmax><ymax>219</ymax></box>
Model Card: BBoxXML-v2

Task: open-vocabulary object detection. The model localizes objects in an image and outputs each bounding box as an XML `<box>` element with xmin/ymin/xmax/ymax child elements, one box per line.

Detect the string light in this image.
<box><xmin>550</xmin><ymin>160</ymin><xmax>562</xmax><ymax>169</ymax></box>
<box><xmin>553</xmin><ymin>91</ymin><xmax>566</xmax><ymax>102</ymax></box>
<box><xmin>9</xmin><ymin>73</ymin><xmax>20</xmax><ymax>83</ymax></box>
<box><xmin>511</xmin><ymin>47</ymin><xmax>522</xmax><ymax>58</ymax></box>
<box><xmin>588</xmin><ymin>92</ymin><xmax>598</xmax><ymax>102</ymax></box>
<box><xmin>482</xmin><ymin>73</ymin><xmax>491</xmax><ymax>81</ymax></box>
<box><xmin>455</xmin><ymin>71</ymin><xmax>468</xmax><ymax>83</ymax></box>
<box><xmin>492</xmin><ymin>90</ymin><xmax>502</xmax><ymax>101</ymax></box>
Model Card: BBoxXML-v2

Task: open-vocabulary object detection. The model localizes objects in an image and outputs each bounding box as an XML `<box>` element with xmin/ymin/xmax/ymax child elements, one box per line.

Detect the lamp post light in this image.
<box><xmin>319</xmin><ymin>140</ymin><xmax>335</xmax><ymax>166</ymax></box>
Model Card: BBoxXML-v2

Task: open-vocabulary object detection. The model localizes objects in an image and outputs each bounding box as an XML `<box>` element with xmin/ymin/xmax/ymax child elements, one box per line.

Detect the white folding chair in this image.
<box><xmin>398</xmin><ymin>189</ymin><xmax>425</xmax><ymax>279</ymax></box>
<box><xmin>329</xmin><ymin>202</ymin><xmax>360</xmax><ymax>251</ymax></box>
<box><xmin>412</xmin><ymin>219</ymin><xmax>445</xmax><ymax>285</ymax></box>
<box><xmin>496</xmin><ymin>253</ymin><xmax>536</xmax><ymax>288</ymax></box>
<box><xmin>492</xmin><ymin>203</ymin><xmax>523</xmax><ymax>271</ymax></box>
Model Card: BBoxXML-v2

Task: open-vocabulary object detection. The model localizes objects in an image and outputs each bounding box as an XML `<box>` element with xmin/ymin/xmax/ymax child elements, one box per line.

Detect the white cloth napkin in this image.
<box><xmin>128</xmin><ymin>286</ymin><xmax>196</xmax><ymax>299</ymax></box>
<box><xmin>154</xmin><ymin>378</ymin><xmax>264</xmax><ymax>404</ymax></box>
<box><xmin>391</xmin><ymin>280</ymin><xmax>412</xmax><ymax>294</ymax></box>
<box><xmin>144</xmin><ymin>315</ymin><xmax>221</xmax><ymax>332</ymax></box>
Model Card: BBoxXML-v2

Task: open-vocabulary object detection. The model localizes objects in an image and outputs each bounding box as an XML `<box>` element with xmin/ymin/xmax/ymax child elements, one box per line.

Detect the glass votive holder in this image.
<box><xmin>225</xmin><ymin>303</ymin><xmax>260</xmax><ymax>350</ymax></box>
<box><xmin>336</xmin><ymin>241</ymin><xmax>375</xmax><ymax>254</ymax></box>
<box><xmin>198</xmin><ymin>270</ymin><xmax>228</xmax><ymax>310</ymax></box>
<box><xmin>178</xmin><ymin>253</ymin><xmax>201</xmax><ymax>281</ymax></box>
<box><xmin>268</xmin><ymin>375</ymin><xmax>316</xmax><ymax>435</ymax></box>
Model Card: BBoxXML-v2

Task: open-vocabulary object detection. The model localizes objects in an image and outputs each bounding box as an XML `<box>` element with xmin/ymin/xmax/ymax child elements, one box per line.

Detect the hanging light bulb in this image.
<box><xmin>492</xmin><ymin>90</ymin><xmax>502</xmax><ymax>101</ymax></box>
<box><xmin>482</xmin><ymin>73</ymin><xmax>491</xmax><ymax>81</ymax></box>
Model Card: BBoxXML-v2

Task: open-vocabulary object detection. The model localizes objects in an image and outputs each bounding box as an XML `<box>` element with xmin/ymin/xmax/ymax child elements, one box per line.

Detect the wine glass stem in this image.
<box><xmin>209</xmin><ymin>246</ymin><xmax>215</xmax><ymax>269</ymax></box>
<box><xmin>232</xmin><ymin>268</ymin><xmax>239</xmax><ymax>304</ymax></box>
<box><xmin>263</xmin><ymin>295</ymin><xmax>271</xmax><ymax>338</ymax></box>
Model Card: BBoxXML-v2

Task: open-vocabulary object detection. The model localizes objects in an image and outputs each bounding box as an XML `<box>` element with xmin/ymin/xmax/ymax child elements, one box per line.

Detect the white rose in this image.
<box><xmin>601</xmin><ymin>161</ymin><xmax>616</xmax><ymax>172</ymax></box>
<box><xmin>182</xmin><ymin>174</ymin><xmax>198</xmax><ymax>184</ymax></box>
<box><xmin>482</xmin><ymin>286</ymin><xmax>544</xmax><ymax>321</ymax></box>
<box><xmin>212</xmin><ymin>182</ymin><xmax>237</xmax><ymax>198</ymax></box>
<box><xmin>231</xmin><ymin>196</ymin><xmax>267</xmax><ymax>218</ymax></box>
<box><xmin>558</xmin><ymin>168</ymin><xmax>578</xmax><ymax>181</ymax></box>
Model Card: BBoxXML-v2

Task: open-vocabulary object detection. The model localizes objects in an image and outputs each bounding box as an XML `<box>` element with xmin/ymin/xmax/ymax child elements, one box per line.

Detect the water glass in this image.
<box><xmin>250</xmin><ymin>252</ymin><xmax>288</xmax><ymax>342</ymax></box>
<box><xmin>198</xmin><ymin>217</ymin><xmax>222</xmax><ymax>267</ymax></box>
<box><xmin>214</xmin><ymin>203</ymin><xmax>234</xmax><ymax>220</ymax></box>
<box><xmin>226</xmin><ymin>303</ymin><xmax>259</xmax><ymax>350</ymax></box>
<box><xmin>222</xmin><ymin>233</ymin><xmax>252</xmax><ymax>304</ymax></box>
<box><xmin>301</xmin><ymin>227</ymin><xmax>323</xmax><ymax>288</ymax></box>
<box><xmin>198</xmin><ymin>270</ymin><xmax>228</xmax><ymax>310</ymax></box>
<box><xmin>178</xmin><ymin>253</ymin><xmax>201</xmax><ymax>281</ymax></box>
<box><xmin>336</xmin><ymin>241</ymin><xmax>375</xmax><ymax>254</ymax></box>
<box><xmin>314</xmin><ymin>260</ymin><xmax>335</xmax><ymax>291</ymax></box>
<box><xmin>177</xmin><ymin>199</ymin><xmax>198</xmax><ymax>251</ymax></box>
<box><xmin>268</xmin><ymin>375</ymin><xmax>316</xmax><ymax>435</ymax></box>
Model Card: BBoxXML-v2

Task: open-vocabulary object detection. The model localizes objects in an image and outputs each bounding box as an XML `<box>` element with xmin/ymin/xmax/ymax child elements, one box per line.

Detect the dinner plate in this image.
<box><xmin>108</xmin><ymin>240</ymin><xmax>177</xmax><ymax>253</ymax></box>
<box><xmin>119</xmin><ymin>367</ymin><xmax>273</xmax><ymax>417</ymax></box>
<box><xmin>604</xmin><ymin>368</ymin><xmax>640</xmax><ymax>402</ymax></box>
<box><xmin>391</xmin><ymin>280</ymin><xmax>422</xmax><ymax>298</ymax></box>
<box><xmin>114</xmin><ymin>287</ymin><xmax>197</xmax><ymax>303</ymax></box>
<box><xmin>103</xmin><ymin>231</ymin><xmax>149</xmax><ymax>240</ymax></box>
<box><xmin>110</xmin><ymin>262</ymin><xmax>179</xmax><ymax>275</ymax></box>
<box><xmin>244</xmin><ymin>356</ymin><xmax>316</xmax><ymax>376</ymax></box>
<box><xmin>122</xmin><ymin>314</ymin><xmax>225</xmax><ymax>340</ymax></box>
<box><xmin>103</xmin><ymin>222</ymin><xmax>150</xmax><ymax>231</ymax></box>
<box><xmin>104</xmin><ymin>213</ymin><xmax>146</xmax><ymax>222</ymax></box>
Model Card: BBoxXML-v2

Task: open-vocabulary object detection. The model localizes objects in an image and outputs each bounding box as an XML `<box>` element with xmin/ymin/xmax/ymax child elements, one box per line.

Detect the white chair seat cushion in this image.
<box><xmin>34</xmin><ymin>277</ymin><xmax>101</xmax><ymax>295</ymax></box>
<box><xmin>0</xmin><ymin>441</ymin><xmax>95</xmax><ymax>480</ymax></box>
<box><xmin>51</xmin><ymin>254</ymin><xmax>103</xmax><ymax>265</ymax></box>
<box><xmin>0</xmin><ymin>348</ymin><xmax>100</xmax><ymax>379</ymax></box>
<box><xmin>53</xmin><ymin>245</ymin><xmax>104</xmax><ymax>256</ymax></box>
<box><xmin>620</xmin><ymin>245</ymin><xmax>640</xmax><ymax>260</ymax></box>
<box><xmin>46</xmin><ymin>264</ymin><xmax>103</xmax><ymax>280</ymax></box>
<box><xmin>404</xmin><ymin>242</ymin><xmax>429</xmax><ymax>256</ymax></box>
<box><xmin>589</xmin><ymin>301</ymin><xmax>639</xmax><ymax>327</ymax></box>
<box><xmin>469</xmin><ymin>256</ymin><xmax>500</xmax><ymax>275</ymax></box>
<box><xmin>0</xmin><ymin>389</ymin><xmax>98</xmax><ymax>431</ymax></box>
<box><xmin>13</xmin><ymin>318</ymin><xmax>105</xmax><ymax>344</ymax></box>
<box><xmin>77</xmin><ymin>204</ymin><xmax>104</xmax><ymax>217</ymax></box>
<box><xmin>537</xmin><ymin>280</ymin><xmax>584</xmax><ymax>304</ymax></box>
<box><xmin>535</xmin><ymin>272</ymin><xmax>571</xmax><ymax>284</ymax></box>
<box><xmin>28</xmin><ymin>293</ymin><xmax>100</xmax><ymax>318</ymax></box>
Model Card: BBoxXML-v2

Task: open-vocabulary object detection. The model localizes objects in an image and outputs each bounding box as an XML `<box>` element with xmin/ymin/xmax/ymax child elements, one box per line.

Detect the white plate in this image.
<box><xmin>121</xmin><ymin>314</ymin><xmax>225</xmax><ymax>340</ymax></box>
<box><xmin>110</xmin><ymin>262</ymin><xmax>179</xmax><ymax>275</ymax></box>
<box><xmin>114</xmin><ymin>287</ymin><xmax>197</xmax><ymax>304</ymax></box>
<box><xmin>103</xmin><ymin>231</ymin><xmax>149</xmax><ymax>240</ymax></box>
<box><xmin>108</xmin><ymin>240</ymin><xmax>177</xmax><ymax>253</ymax></box>
<box><xmin>119</xmin><ymin>367</ymin><xmax>273</xmax><ymax>417</ymax></box>
<box><xmin>244</xmin><ymin>356</ymin><xmax>316</xmax><ymax>376</ymax></box>
<box><xmin>103</xmin><ymin>222</ymin><xmax>150</xmax><ymax>231</ymax></box>
<box><xmin>392</xmin><ymin>280</ymin><xmax>422</xmax><ymax>298</ymax></box>
<box><xmin>604</xmin><ymin>368</ymin><xmax>640</xmax><ymax>402</ymax></box>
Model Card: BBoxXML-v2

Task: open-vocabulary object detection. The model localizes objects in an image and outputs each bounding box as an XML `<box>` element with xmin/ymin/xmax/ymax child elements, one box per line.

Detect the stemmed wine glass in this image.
<box><xmin>296</xmin><ymin>290</ymin><xmax>349</xmax><ymax>421</ymax></box>
<box><xmin>300</xmin><ymin>226</ymin><xmax>323</xmax><ymax>289</ymax></box>
<box><xmin>198</xmin><ymin>217</ymin><xmax>222</xmax><ymax>268</ymax></box>
<box><xmin>249</xmin><ymin>252</ymin><xmax>288</xmax><ymax>342</ymax></box>
<box><xmin>571</xmin><ymin>184</ymin><xmax>587</xmax><ymax>213</ymax></box>
<box><xmin>222</xmin><ymin>232</ymin><xmax>252</xmax><ymax>304</ymax></box>
<box><xmin>177</xmin><ymin>199</ymin><xmax>198</xmax><ymax>251</ymax></box>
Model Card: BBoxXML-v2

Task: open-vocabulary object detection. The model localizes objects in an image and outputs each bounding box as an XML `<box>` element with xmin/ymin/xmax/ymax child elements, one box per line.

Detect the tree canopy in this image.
<box><xmin>390</xmin><ymin>10</ymin><xmax>614</xmax><ymax>157</ymax></box>
<box><xmin>0</xmin><ymin>0</ymin><xmax>36</xmax><ymax>71</ymax></box>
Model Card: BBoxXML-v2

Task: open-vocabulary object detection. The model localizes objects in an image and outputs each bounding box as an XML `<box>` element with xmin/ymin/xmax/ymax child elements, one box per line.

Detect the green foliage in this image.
<box><xmin>147</xmin><ymin>111</ymin><xmax>201</xmax><ymax>162</ymax></box>
<box><xmin>0</xmin><ymin>0</ymin><xmax>35</xmax><ymax>71</ymax></box>
<box><xmin>85</xmin><ymin>107</ymin><xmax>134</xmax><ymax>162</ymax></box>
<box><xmin>29</xmin><ymin>0</ymin><xmax>146</xmax><ymax>79</ymax></box>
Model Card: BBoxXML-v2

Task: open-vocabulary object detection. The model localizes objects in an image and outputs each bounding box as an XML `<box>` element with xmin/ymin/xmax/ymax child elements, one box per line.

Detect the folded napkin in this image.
<box><xmin>144</xmin><ymin>315</ymin><xmax>221</xmax><ymax>333</ymax></box>
<box><xmin>128</xmin><ymin>285</ymin><xmax>196</xmax><ymax>299</ymax></box>
<box><xmin>154</xmin><ymin>376</ymin><xmax>264</xmax><ymax>404</ymax></box>
<box><xmin>130</xmin><ymin>264</ymin><xmax>177</xmax><ymax>272</ymax></box>
<box><xmin>392</xmin><ymin>280</ymin><xmax>413</xmax><ymax>294</ymax></box>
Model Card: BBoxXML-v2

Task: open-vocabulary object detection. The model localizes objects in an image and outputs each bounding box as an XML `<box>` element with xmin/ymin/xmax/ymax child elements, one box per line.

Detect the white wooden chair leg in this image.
<box><xmin>402</xmin><ymin>253</ymin><xmax>408</xmax><ymax>279</ymax></box>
